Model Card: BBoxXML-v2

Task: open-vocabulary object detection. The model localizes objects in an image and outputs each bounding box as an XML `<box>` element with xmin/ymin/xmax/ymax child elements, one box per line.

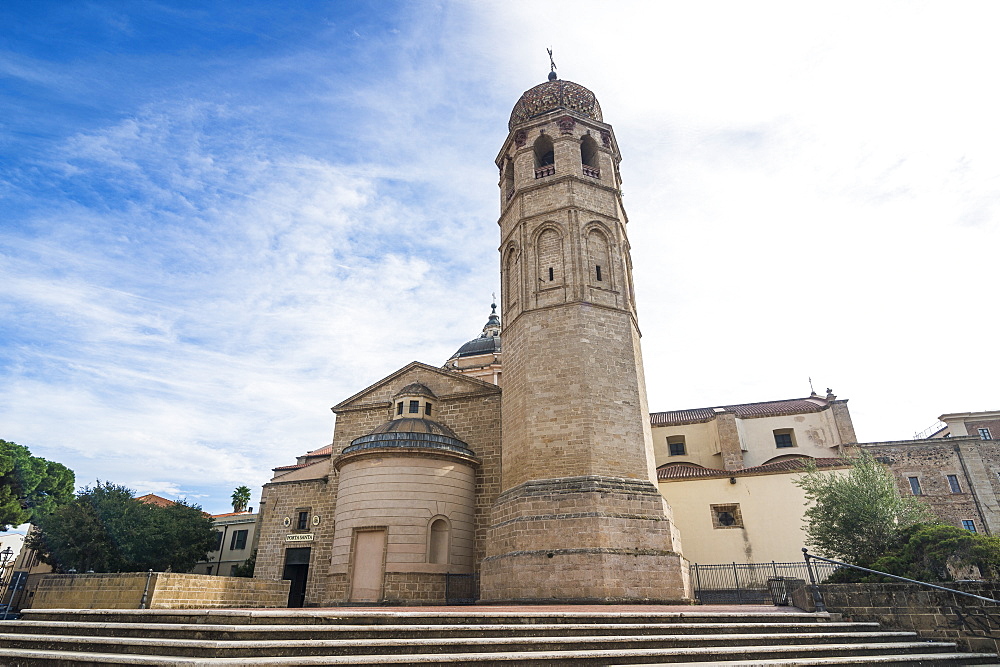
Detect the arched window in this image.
<box><xmin>503</xmin><ymin>158</ymin><xmax>515</xmax><ymax>202</ymax></box>
<box><xmin>536</xmin><ymin>228</ymin><xmax>564</xmax><ymax>287</ymax></box>
<box><xmin>581</xmin><ymin>135</ymin><xmax>600</xmax><ymax>178</ymax></box>
<box><xmin>504</xmin><ymin>246</ymin><xmax>520</xmax><ymax>312</ymax></box>
<box><xmin>533</xmin><ymin>135</ymin><xmax>555</xmax><ymax>178</ymax></box>
<box><xmin>586</xmin><ymin>228</ymin><xmax>611</xmax><ymax>287</ymax></box>
<box><xmin>428</xmin><ymin>517</ymin><xmax>450</xmax><ymax>564</ymax></box>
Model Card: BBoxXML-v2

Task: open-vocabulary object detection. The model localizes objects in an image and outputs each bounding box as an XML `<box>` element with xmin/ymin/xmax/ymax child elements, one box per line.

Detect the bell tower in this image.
<box><xmin>480</xmin><ymin>71</ymin><xmax>691</xmax><ymax>603</ymax></box>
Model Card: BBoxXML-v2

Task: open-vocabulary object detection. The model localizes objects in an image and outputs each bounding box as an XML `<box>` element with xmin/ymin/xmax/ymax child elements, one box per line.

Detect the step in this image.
<box><xmin>0</xmin><ymin>619</ymin><xmax>884</xmax><ymax>640</ymax></box>
<box><xmin>0</xmin><ymin>644</ymin><xmax>996</xmax><ymax>666</ymax></box>
<box><xmin>0</xmin><ymin>631</ymin><xmax>926</xmax><ymax>658</ymax></box>
<box><xmin>19</xmin><ymin>608</ymin><xmax>839</xmax><ymax>626</ymax></box>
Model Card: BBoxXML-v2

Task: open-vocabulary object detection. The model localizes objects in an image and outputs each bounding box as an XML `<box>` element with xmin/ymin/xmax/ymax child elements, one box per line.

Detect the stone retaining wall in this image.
<box><xmin>29</xmin><ymin>572</ymin><xmax>289</xmax><ymax>610</ymax></box>
<box><xmin>796</xmin><ymin>582</ymin><xmax>1000</xmax><ymax>654</ymax></box>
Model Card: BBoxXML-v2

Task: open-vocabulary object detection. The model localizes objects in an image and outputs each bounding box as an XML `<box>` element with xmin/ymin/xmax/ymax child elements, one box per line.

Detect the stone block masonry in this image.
<box><xmin>29</xmin><ymin>572</ymin><xmax>289</xmax><ymax>610</ymax></box>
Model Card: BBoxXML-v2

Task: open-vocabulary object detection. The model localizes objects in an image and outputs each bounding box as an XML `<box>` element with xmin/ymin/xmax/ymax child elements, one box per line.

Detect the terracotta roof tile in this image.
<box><xmin>657</xmin><ymin>457</ymin><xmax>847</xmax><ymax>481</ymax></box>
<box><xmin>211</xmin><ymin>511</ymin><xmax>255</xmax><ymax>519</ymax></box>
<box><xmin>650</xmin><ymin>397</ymin><xmax>829</xmax><ymax>426</ymax></box>
<box><xmin>305</xmin><ymin>444</ymin><xmax>333</xmax><ymax>457</ymax></box>
<box><xmin>273</xmin><ymin>463</ymin><xmax>307</xmax><ymax>472</ymax></box>
<box><xmin>135</xmin><ymin>493</ymin><xmax>176</xmax><ymax>507</ymax></box>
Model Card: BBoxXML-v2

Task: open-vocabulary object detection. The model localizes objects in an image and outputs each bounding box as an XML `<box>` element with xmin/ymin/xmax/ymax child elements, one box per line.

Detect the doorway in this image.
<box><xmin>350</xmin><ymin>529</ymin><xmax>386</xmax><ymax>602</ymax></box>
<box><xmin>282</xmin><ymin>547</ymin><xmax>311</xmax><ymax>608</ymax></box>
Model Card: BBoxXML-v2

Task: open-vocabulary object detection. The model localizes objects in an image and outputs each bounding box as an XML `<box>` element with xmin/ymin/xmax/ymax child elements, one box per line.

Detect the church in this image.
<box><xmin>254</xmin><ymin>71</ymin><xmax>691</xmax><ymax>606</ymax></box>
<box><xmin>252</xmin><ymin>71</ymin><xmax>1000</xmax><ymax>608</ymax></box>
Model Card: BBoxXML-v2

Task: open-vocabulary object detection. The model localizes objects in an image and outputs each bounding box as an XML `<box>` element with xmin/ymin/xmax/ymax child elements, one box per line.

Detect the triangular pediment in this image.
<box><xmin>332</xmin><ymin>361</ymin><xmax>500</xmax><ymax>412</ymax></box>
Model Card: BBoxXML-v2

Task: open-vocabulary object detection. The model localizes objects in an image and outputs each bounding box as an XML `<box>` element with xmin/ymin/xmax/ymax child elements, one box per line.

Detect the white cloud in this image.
<box><xmin>2</xmin><ymin>1</ymin><xmax>998</xmax><ymax>512</ymax></box>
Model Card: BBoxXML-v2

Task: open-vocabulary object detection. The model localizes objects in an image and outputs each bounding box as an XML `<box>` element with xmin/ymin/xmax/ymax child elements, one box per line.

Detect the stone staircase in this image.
<box><xmin>0</xmin><ymin>607</ymin><xmax>996</xmax><ymax>665</ymax></box>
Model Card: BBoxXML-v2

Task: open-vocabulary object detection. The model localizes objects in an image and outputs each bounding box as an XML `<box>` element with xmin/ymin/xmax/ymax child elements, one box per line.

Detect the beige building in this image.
<box><xmin>190</xmin><ymin>511</ymin><xmax>257</xmax><ymax>577</ymax></box>
<box><xmin>652</xmin><ymin>393</ymin><xmax>857</xmax><ymax>565</ymax></box>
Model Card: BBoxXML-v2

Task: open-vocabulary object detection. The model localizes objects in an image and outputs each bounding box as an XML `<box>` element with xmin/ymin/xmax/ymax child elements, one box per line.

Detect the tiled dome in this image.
<box><xmin>341</xmin><ymin>417</ymin><xmax>473</xmax><ymax>457</ymax></box>
<box><xmin>508</xmin><ymin>79</ymin><xmax>602</xmax><ymax>131</ymax></box>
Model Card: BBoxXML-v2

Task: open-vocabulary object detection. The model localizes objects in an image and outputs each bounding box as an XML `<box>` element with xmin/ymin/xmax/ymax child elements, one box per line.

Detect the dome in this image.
<box><xmin>451</xmin><ymin>336</ymin><xmax>501</xmax><ymax>359</ymax></box>
<box><xmin>508</xmin><ymin>78</ymin><xmax>603</xmax><ymax>131</ymax></box>
<box><xmin>394</xmin><ymin>382</ymin><xmax>436</xmax><ymax>399</ymax></box>
<box><xmin>448</xmin><ymin>302</ymin><xmax>501</xmax><ymax>361</ymax></box>
<box><xmin>341</xmin><ymin>417</ymin><xmax>473</xmax><ymax>457</ymax></box>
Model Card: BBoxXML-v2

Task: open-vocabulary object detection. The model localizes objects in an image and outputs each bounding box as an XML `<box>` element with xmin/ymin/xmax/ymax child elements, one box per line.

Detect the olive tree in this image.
<box><xmin>795</xmin><ymin>451</ymin><xmax>933</xmax><ymax>567</ymax></box>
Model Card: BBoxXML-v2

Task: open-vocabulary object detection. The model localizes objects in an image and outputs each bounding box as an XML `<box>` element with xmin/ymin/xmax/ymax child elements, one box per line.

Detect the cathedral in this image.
<box><xmin>254</xmin><ymin>71</ymin><xmax>691</xmax><ymax>606</ymax></box>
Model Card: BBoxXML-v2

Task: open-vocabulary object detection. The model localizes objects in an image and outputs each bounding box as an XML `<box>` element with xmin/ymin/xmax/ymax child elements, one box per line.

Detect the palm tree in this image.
<box><xmin>231</xmin><ymin>485</ymin><xmax>251</xmax><ymax>513</ymax></box>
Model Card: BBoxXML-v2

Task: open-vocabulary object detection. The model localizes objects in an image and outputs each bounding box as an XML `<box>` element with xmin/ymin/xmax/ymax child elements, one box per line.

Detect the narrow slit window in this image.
<box><xmin>396</xmin><ymin>402</ymin><xmax>403</xmax><ymax>415</ymax></box>
<box><xmin>425</xmin><ymin>402</ymin><xmax>432</xmax><ymax>416</ymax></box>
<box><xmin>908</xmin><ymin>477</ymin><xmax>922</xmax><ymax>495</ymax></box>
<box><xmin>596</xmin><ymin>265</ymin><xmax>602</xmax><ymax>281</ymax></box>
<box><xmin>548</xmin><ymin>267</ymin><xmax>554</xmax><ymax>281</ymax></box>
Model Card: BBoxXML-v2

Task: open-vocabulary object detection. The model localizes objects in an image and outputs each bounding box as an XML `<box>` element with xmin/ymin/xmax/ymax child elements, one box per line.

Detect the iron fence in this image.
<box><xmin>692</xmin><ymin>561</ymin><xmax>842</xmax><ymax>604</ymax></box>
<box><xmin>445</xmin><ymin>573</ymin><xmax>479</xmax><ymax>605</ymax></box>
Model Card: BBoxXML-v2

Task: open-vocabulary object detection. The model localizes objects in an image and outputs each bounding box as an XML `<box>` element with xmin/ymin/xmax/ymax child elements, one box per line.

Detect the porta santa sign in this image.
<box><xmin>285</xmin><ymin>533</ymin><xmax>314</xmax><ymax>542</ymax></box>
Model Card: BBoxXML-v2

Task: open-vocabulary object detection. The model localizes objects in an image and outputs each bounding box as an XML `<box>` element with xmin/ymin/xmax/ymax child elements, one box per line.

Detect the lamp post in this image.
<box><xmin>0</xmin><ymin>546</ymin><xmax>15</xmax><ymax>621</ymax></box>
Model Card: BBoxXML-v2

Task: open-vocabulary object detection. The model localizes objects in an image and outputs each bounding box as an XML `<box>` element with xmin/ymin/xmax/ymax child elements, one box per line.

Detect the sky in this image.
<box><xmin>1</xmin><ymin>1</ymin><xmax>997</xmax><ymax>515</ymax></box>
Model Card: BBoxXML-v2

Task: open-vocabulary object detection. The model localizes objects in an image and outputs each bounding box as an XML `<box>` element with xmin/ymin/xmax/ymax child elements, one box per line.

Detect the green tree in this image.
<box><xmin>871</xmin><ymin>523</ymin><xmax>1000</xmax><ymax>582</ymax></box>
<box><xmin>0</xmin><ymin>439</ymin><xmax>75</xmax><ymax>530</ymax></box>
<box><xmin>795</xmin><ymin>451</ymin><xmax>934</xmax><ymax>567</ymax></box>
<box><xmin>232</xmin><ymin>549</ymin><xmax>256</xmax><ymax>578</ymax></box>
<box><xmin>28</xmin><ymin>481</ymin><xmax>217</xmax><ymax>573</ymax></box>
<box><xmin>230</xmin><ymin>485</ymin><xmax>251</xmax><ymax>513</ymax></box>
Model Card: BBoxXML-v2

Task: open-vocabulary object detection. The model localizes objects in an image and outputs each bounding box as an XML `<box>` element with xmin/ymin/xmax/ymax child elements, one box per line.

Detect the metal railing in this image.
<box><xmin>445</xmin><ymin>573</ymin><xmax>479</xmax><ymax>605</ymax></box>
<box><xmin>802</xmin><ymin>548</ymin><xmax>1000</xmax><ymax>613</ymax></box>
<box><xmin>691</xmin><ymin>561</ymin><xmax>841</xmax><ymax>604</ymax></box>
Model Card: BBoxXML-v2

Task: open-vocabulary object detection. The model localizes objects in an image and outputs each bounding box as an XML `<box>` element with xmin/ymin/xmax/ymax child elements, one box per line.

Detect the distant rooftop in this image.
<box><xmin>650</xmin><ymin>394</ymin><xmax>838</xmax><ymax>427</ymax></box>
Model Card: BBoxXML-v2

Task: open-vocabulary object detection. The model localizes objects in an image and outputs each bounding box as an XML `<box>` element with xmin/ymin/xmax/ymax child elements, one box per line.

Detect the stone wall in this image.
<box><xmin>28</xmin><ymin>572</ymin><xmax>289</xmax><ymax>610</ymax></box>
<box><xmin>863</xmin><ymin>437</ymin><xmax>1000</xmax><ymax>534</ymax></box>
<box><xmin>802</xmin><ymin>582</ymin><xmax>1000</xmax><ymax>655</ymax></box>
<box><xmin>255</xmin><ymin>475</ymin><xmax>335</xmax><ymax>606</ymax></box>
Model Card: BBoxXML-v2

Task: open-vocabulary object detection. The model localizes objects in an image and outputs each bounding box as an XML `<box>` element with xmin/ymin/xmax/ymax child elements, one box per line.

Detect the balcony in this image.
<box><xmin>534</xmin><ymin>165</ymin><xmax>555</xmax><ymax>179</ymax></box>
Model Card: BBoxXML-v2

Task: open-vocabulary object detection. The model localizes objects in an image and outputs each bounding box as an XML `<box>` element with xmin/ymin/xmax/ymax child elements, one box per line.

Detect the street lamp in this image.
<box><xmin>0</xmin><ymin>546</ymin><xmax>14</xmax><ymax>621</ymax></box>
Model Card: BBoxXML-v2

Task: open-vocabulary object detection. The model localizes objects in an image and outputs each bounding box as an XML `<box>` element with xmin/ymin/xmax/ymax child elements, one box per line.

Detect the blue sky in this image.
<box><xmin>2</xmin><ymin>1</ymin><xmax>998</xmax><ymax>515</ymax></box>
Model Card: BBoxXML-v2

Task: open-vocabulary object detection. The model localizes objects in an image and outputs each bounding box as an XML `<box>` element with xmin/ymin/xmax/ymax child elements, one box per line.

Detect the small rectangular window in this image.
<box><xmin>595</xmin><ymin>265</ymin><xmax>602</xmax><ymax>281</ymax></box>
<box><xmin>409</xmin><ymin>400</ymin><xmax>420</xmax><ymax>414</ymax></box>
<box><xmin>425</xmin><ymin>402</ymin><xmax>432</xmax><ymax>416</ymax></box>
<box><xmin>548</xmin><ymin>267</ymin><xmax>554</xmax><ymax>281</ymax></box>
<box><xmin>947</xmin><ymin>474</ymin><xmax>962</xmax><ymax>493</ymax></box>
<box><xmin>774</xmin><ymin>429</ymin><xmax>795</xmax><ymax>448</ymax></box>
<box><xmin>206</xmin><ymin>566</ymin><xmax>213</xmax><ymax>575</ymax></box>
<box><xmin>297</xmin><ymin>511</ymin><xmax>309</xmax><ymax>530</ymax></box>
<box><xmin>212</xmin><ymin>531</ymin><xmax>223</xmax><ymax>552</ymax></box>
<box><xmin>396</xmin><ymin>402</ymin><xmax>403</xmax><ymax>415</ymax></box>
<box><xmin>963</xmin><ymin>520</ymin><xmax>977</xmax><ymax>532</ymax></box>
<box><xmin>667</xmin><ymin>435</ymin><xmax>686</xmax><ymax>456</ymax></box>
<box><xmin>908</xmin><ymin>477</ymin><xmax>922</xmax><ymax>495</ymax></box>
<box><xmin>230</xmin><ymin>529</ymin><xmax>248</xmax><ymax>551</ymax></box>
<box><xmin>979</xmin><ymin>428</ymin><xmax>992</xmax><ymax>440</ymax></box>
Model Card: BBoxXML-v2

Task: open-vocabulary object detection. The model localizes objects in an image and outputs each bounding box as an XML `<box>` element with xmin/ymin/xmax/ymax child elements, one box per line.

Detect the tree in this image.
<box><xmin>28</xmin><ymin>481</ymin><xmax>217</xmax><ymax>573</ymax></box>
<box><xmin>230</xmin><ymin>485</ymin><xmax>251</xmax><ymax>513</ymax></box>
<box><xmin>232</xmin><ymin>549</ymin><xmax>256</xmax><ymax>578</ymax></box>
<box><xmin>795</xmin><ymin>451</ymin><xmax>934</xmax><ymax>567</ymax></box>
<box><xmin>871</xmin><ymin>524</ymin><xmax>1000</xmax><ymax>582</ymax></box>
<box><xmin>0</xmin><ymin>439</ymin><xmax>75</xmax><ymax>530</ymax></box>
